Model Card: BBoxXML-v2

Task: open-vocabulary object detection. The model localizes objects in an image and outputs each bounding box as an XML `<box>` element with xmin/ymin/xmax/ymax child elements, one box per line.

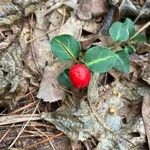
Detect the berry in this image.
<box><xmin>69</xmin><ymin>64</ymin><xmax>91</xmax><ymax>88</ymax></box>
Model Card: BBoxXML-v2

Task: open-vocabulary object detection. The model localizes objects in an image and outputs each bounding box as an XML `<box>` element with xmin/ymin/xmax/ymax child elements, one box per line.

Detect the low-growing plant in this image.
<box><xmin>50</xmin><ymin>18</ymin><xmax>146</xmax><ymax>89</ymax></box>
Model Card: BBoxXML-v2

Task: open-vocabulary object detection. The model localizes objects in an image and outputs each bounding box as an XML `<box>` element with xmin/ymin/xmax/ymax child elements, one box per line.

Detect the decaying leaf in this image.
<box><xmin>120</xmin><ymin>0</ymin><xmax>150</xmax><ymax>18</ymax></box>
<box><xmin>60</xmin><ymin>15</ymin><xmax>82</xmax><ymax>39</ymax></box>
<box><xmin>87</xmin><ymin>73</ymin><xmax>99</xmax><ymax>106</ymax></box>
<box><xmin>41</xmin><ymin>74</ymin><xmax>124</xmax><ymax>141</ymax></box>
<box><xmin>76</xmin><ymin>0</ymin><xmax>92</xmax><ymax>20</ymax></box>
<box><xmin>95</xmin><ymin>117</ymin><xmax>146</xmax><ymax>150</ymax></box>
<box><xmin>82</xmin><ymin>19</ymin><xmax>101</xmax><ymax>34</ymax></box>
<box><xmin>105</xmin><ymin>114</ymin><xmax>122</xmax><ymax>132</ymax></box>
<box><xmin>77</xmin><ymin>0</ymin><xmax>108</xmax><ymax>20</ymax></box>
<box><xmin>63</xmin><ymin>0</ymin><xmax>78</xmax><ymax>9</ymax></box>
<box><xmin>42</xmin><ymin>101</ymin><xmax>104</xmax><ymax>141</ymax></box>
<box><xmin>49</xmin><ymin>9</ymin><xmax>63</xmax><ymax>27</ymax></box>
<box><xmin>142</xmin><ymin>94</ymin><xmax>150</xmax><ymax>149</ymax></box>
<box><xmin>37</xmin><ymin>62</ymin><xmax>67</xmax><ymax>103</ymax></box>
<box><xmin>42</xmin><ymin>77</ymin><xmax>146</xmax><ymax>149</ymax></box>
<box><xmin>0</xmin><ymin>43</ymin><xmax>22</xmax><ymax>96</ymax></box>
<box><xmin>112</xmin><ymin>80</ymin><xmax>143</xmax><ymax>101</ymax></box>
<box><xmin>141</xmin><ymin>60</ymin><xmax>150</xmax><ymax>85</ymax></box>
<box><xmin>25</xmin><ymin>2</ymin><xmax>53</xmax><ymax>73</ymax></box>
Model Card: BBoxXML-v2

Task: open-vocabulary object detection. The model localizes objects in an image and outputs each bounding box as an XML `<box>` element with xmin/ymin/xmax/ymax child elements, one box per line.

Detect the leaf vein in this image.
<box><xmin>55</xmin><ymin>39</ymin><xmax>75</xmax><ymax>60</ymax></box>
<box><xmin>86</xmin><ymin>56</ymin><xmax>114</xmax><ymax>66</ymax></box>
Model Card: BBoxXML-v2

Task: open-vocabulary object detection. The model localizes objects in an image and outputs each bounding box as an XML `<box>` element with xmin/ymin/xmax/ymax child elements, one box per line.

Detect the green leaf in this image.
<box><xmin>109</xmin><ymin>22</ymin><xmax>129</xmax><ymax>42</ymax></box>
<box><xmin>114</xmin><ymin>50</ymin><xmax>130</xmax><ymax>73</ymax></box>
<box><xmin>58</xmin><ymin>69</ymin><xmax>72</xmax><ymax>88</ymax></box>
<box><xmin>148</xmin><ymin>35</ymin><xmax>150</xmax><ymax>43</ymax></box>
<box><xmin>124</xmin><ymin>45</ymin><xmax>136</xmax><ymax>55</ymax></box>
<box><xmin>124</xmin><ymin>18</ymin><xmax>135</xmax><ymax>37</ymax></box>
<box><xmin>132</xmin><ymin>33</ymin><xmax>146</xmax><ymax>42</ymax></box>
<box><xmin>50</xmin><ymin>34</ymin><xmax>80</xmax><ymax>61</ymax></box>
<box><xmin>83</xmin><ymin>46</ymin><xmax>117</xmax><ymax>73</ymax></box>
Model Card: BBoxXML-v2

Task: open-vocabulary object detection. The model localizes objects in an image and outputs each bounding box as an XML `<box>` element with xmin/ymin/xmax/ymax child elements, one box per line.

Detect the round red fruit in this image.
<box><xmin>69</xmin><ymin>64</ymin><xmax>91</xmax><ymax>88</ymax></box>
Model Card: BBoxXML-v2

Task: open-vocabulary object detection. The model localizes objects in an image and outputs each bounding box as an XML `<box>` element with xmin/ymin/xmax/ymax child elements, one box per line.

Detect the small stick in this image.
<box><xmin>8</xmin><ymin>101</ymin><xmax>40</xmax><ymax>149</ymax></box>
<box><xmin>130</xmin><ymin>21</ymin><xmax>150</xmax><ymax>40</ymax></box>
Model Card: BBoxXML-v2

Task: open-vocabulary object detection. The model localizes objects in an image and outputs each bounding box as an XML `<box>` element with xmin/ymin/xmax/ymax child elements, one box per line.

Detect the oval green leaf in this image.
<box><xmin>109</xmin><ymin>22</ymin><xmax>129</xmax><ymax>42</ymax></box>
<box><xmin>114</xmin><ymin>50</ymin><xmax>130</xmax><ymax>73</ymax></box>
<box><xmin>132</xmin><ymin>33</ymin><xmax>146</xmax><ymax>42</ymax></box>
<box><xmin>83</xmin><ymin>46</ymin><xmax>117</xmax><ymax>73</ymax></box>
<box><xmin>50</xmin><ymin>34</ymin><xmax>80</xmax><ymax>61</ymax></box>
<box><xmin>58</xmin><ymin>69</ymin><xmax>72</xmax><ymax>88</ymax></box>
<box><xmin>124</xmin><ymin>18</ymin><xmax>135</xmax><ymax>37</ymax></box>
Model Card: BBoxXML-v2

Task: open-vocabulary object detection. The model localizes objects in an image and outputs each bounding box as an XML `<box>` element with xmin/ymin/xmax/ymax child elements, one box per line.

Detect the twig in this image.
<box><xmin>8</xmin><ymin>101</ymin><xmax>40</xmax><ymax>149</ymax></box>
<box><xmin>26</xmin><ymin>133</ymin><xmax>63</xmax><ymax>149</ymax></box>
<box><xmin>0</xmin><ymin>114</ymin><xmax>41</xmax><ymax>126</ymax></box>
<box><xmin>32</xmin><ymin>126</ymin><xmax>58</xmax><ymax>150</ymax></box>
<box><xmin>9</xmin><ymin>101</ymin><xmax>37</xmax><ymax>115</ymax></box>
<box><xmin>130</xmin><ymin>21</ymin><xmax>150</xmax><ymax>40</ymax></box>
<box><xmin>0</xmin><ymin>124</ymin><xmax>14</xmax><ymax>143</ymax></box>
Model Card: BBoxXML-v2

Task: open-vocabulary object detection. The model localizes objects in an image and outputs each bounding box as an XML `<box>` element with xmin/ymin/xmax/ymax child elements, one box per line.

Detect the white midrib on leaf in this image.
<box><xmin>55</xmin><ymin>39</ymin><xmax>75</xmax><ymax>60</ymax></box>
<box><xmin>86</xmin><ymin>55</ymin><xmax>114</xmax><ymax>66</ymax></box>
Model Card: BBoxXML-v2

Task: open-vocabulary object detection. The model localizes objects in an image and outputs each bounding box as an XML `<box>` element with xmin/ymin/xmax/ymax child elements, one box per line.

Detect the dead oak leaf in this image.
<box><xmin>77</xmin><ymin>0</ymin><xmax>108</xmax><ymax>20</ymax></box>
<box><xmin>142</xmin><ymin>94</ymin><xmax>150</xmax><ymax>149</ymax></box>
<box><xmin>37</xmin><ymin>62</ymin><xmax>67</xmax><ymax>103</ymax></box>
<box><xmin>37</xmin><ymin>63</ymin><xmax>64</xmax><ymax>103</ymax></box>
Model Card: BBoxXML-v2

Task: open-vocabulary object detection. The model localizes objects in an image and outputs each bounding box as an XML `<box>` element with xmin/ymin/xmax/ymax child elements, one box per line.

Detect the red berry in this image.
<box><xmin>69</xmin><ymin>64</ymin><xmax>91</xmax><ymax>88</ymax></box>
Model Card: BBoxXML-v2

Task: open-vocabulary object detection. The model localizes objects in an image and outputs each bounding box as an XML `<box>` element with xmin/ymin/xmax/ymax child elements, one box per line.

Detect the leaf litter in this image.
<box><xmin>0</xmin><ymin>0</ymin><xmax>149</xmax><ymax>149</ymax></box>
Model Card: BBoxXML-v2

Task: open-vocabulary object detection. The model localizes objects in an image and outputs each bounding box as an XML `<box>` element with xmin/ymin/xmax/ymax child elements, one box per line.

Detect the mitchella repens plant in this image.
<box><xmin>50</xmin><ymin>18</ymin><xmax>146</xmax><ymax>89</ymax></box>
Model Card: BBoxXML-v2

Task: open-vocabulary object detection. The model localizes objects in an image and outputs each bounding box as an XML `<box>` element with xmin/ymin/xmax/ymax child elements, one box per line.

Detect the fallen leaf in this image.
<box><xmin>26</xmin><ymin>2</ymin><xmax>53</xmax><ymax>72</ymax></box>
<box><xmin>120</xmin><ymin>0</ymin><xmax>150</xmax><ymax>18</ymax></box>
<box><xmin>95</xmin><ymin>117</ymin><xmax>146</xmax><ymax>150</ymax></box>
<box><xmin>49</xmin><ymin>9</ymin><xmax>63</xmax><ymax>27</ymax></box>
<box><xmin>91</xmin><ymin>0</ymin><xmax>108</xmax><ymax>17</ymax></box>
<box><xmin>60</xmin><ymin>15</ymin><xmax>82</xmax><ymax>39</ymax></box>
<box><xmin>0</xmin><ymin>43</ymin><xmax>22</xmax><ymax>95</ymax></box>
<box><xmin>141</xmin><ymin>58</ymin><xmax>150</xmax><ymax>85</ymax></box>
<box><xmin>80</xmin><ymin>34</ymin><xmax>99</xmax><ymax>50</ymax></box>
<box><xmin>37</xmin><ymin>62</ymin><xmax>68</xmax><ymax>103</ymax></box>
<box><xmin>142</xmin><ymin>94</ymin><xmax>150</xmax><ymax>149</ymax></box>
<box><xmin>63</xmin><ymin>0</ymin><xmax>78</xmax><ymax>9</ymax></box>
<box><xmin>42</xmin><ymin>101</ymin><xmax>104</xmax><ymax>141</ymax></box>
<box><xmin>77</xmin><ymin>0</ymin><xmax>108</xmax><ymax>20</ymax></box>
<box><xmin>82</xmin><ymin>19</ymin><xmax>101</xmax><ymax>34</ymax></box>
<box><xmin>76</xmin><ymin>0</ymin><xmax>92</xmax><ymax>20</ymax></box>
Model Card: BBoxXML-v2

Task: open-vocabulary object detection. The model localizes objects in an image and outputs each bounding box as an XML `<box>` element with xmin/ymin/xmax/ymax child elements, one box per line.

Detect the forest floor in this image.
<box><xmin>0</xmin><ymin>0</ymin><xmax>150</xmax><ymax>149</ymax></box>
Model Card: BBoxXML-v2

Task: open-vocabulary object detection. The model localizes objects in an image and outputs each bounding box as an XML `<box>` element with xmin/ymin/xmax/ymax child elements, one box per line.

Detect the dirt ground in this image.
<box><xmin>0</xmin><ymin>0</ymin><xmax>150</xmax><ymax>150</ymax></box>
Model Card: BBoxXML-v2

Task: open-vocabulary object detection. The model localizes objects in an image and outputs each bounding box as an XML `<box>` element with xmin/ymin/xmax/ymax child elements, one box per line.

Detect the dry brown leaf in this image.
<box><xmin>49</xmin><ymin>9</ymin><xmax>63</xmax><ymax>27</ymax></box>
<box><xmin>37</xmin><ymin>62</ymin><xmax>71</xmax><ymax>103</ymax></box>
<box><xmin>77</xmin><ymin>0</ymin><xmax>108</xmax><ymax>20</ymax></box>
<box><xmin>32</xmin><ymin>29</ymin><xmax>53</xmax><ymax>68</ymax></box>
<box><xmin>60</xmin><ymin>15</ymin><xmax>82</xmax><ymax>39</ymax></box>
<box><xmin>120</xmin><ymin>0</ymin><xmax>150</xmax><ymax>18</ymax></box>
<box><xmin>76</xmin><ymin>0</ymin><xmax>92</xmax><ymax>20</ymax></box>
<box><xmin>26</xmin><ymin>2</ymin><xmax>53</xmax><ymax>72</ymax></box>
<box><xmin>82</xmin><ymin>19</ymin><xmax>101</xmax><ymax>34</ymax></box>
<box><xmin>141</xmin><ymin>55</ymin><xmax>150</xmax><ymax>85</ymax></box>
<box><xmin>63</xmin><ymin>0</ymin><xmax>78</xmax><ymax>9</ymax></box>
<box><xmin>91</xmin><ymin>0</ymin><xmax>108</xmax><ymax>17</ymax></box>
<box><xmin>142</xmin><ymin>94</ymin><xmax>150</xmax><ymax>149</ymax></box>
<box><xmin>80</xmin><ymin>34</ymin><xmax>99</xmax><ymax>50</ymax></box>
